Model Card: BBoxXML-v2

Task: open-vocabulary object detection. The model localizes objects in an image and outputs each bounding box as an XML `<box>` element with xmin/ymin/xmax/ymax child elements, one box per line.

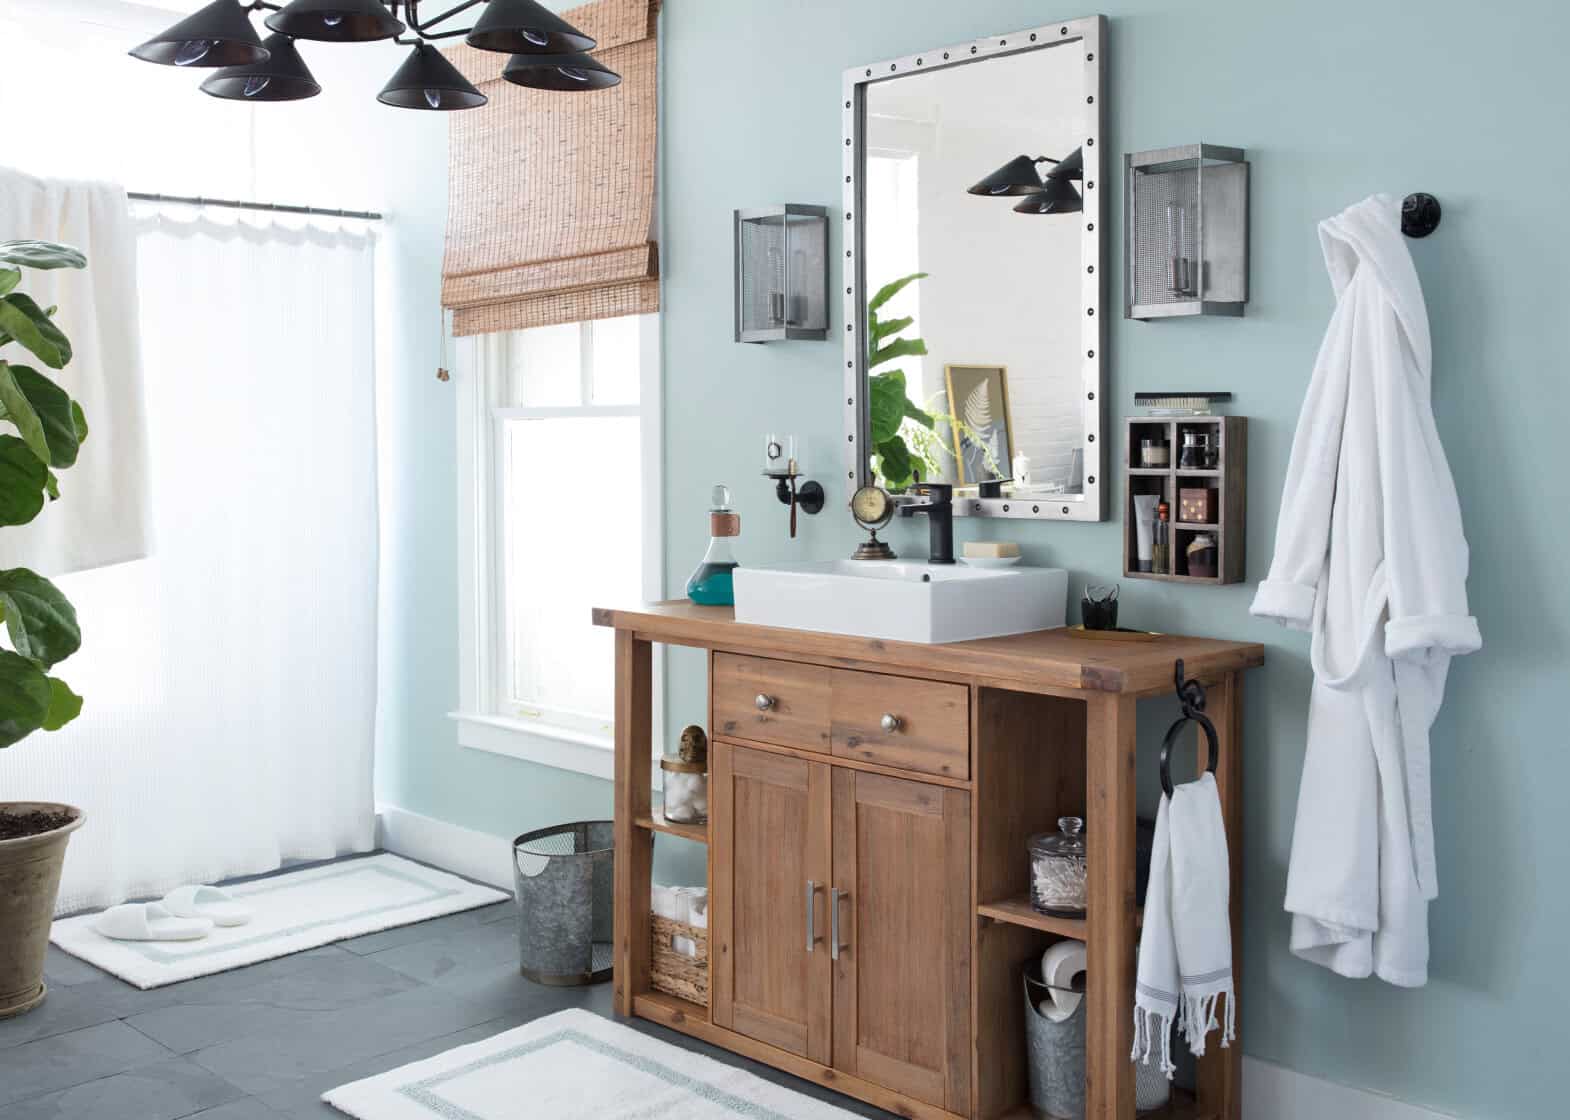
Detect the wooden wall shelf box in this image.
<box><xmin>1124</xmin><ymin>415</ymin><xmax>1247</xmax><ymax>585</ymax></box>
<box><xmin>597</xmin><ymin>602</ymin><xmax>1263</xmax><ymax>1120</ymax></box>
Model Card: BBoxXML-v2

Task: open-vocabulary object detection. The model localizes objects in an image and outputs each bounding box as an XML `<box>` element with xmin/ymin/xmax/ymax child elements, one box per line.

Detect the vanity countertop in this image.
<box><xmin>592</xmin><ymin>601</ymin><xmax>1263</xmax><ymax>696</ymax></box>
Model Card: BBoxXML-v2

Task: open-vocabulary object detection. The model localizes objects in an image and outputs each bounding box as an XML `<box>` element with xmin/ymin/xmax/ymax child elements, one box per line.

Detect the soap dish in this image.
<box><xmin>959</xmin><ymin>556</ymin><xmax>1022</xmax><ymax>569</ymax></box>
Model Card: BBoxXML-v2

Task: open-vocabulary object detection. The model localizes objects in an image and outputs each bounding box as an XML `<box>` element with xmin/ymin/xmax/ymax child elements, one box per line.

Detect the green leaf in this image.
<box><xmin>0</xmin><ymin>435</ymin><xmax>47</xmax><ymax>526</ymax></box>
<box><xmin>41</xmin><ymin>676</ymin><xmax>82</xmax><ymax>732</ymax></box>
<box><xmin>874</xmin><ymin>437</ymin><xmax>914</xmax><ymax>490</ymax></box>
<box><xmin>0</xmin><ymin>569</ymin><xmax>81</xmax><ymax>669</ymax></box>
<box><xmin>0</xmin><ymin>241</ymin><xmax>86</xmax><ymax>271</ymax></box>
<box><xmin>0</xmin><ymin>649</ymin><xmax>51</xmax><ymax>748</ymax></box>
<box><xmin>0</xmin><ymin>294</ymin><xmax>72</xmax><ymax>369</ymax></box>
<box><xmin>868</xmin><ymin>271</ymin><xmax>927</xmax><ymax>314</ymax></box>
<box><xmin>871</xmin><ymin>314</ymin><xmax>913</xmax><ymax>346</ymax></box>
<box><xmin>870</xmin><ymin>336</ymin><xmax>928</xmax><ymax>370</ymax></box>
<box><xmin>2</xmin><ymin>365</ymin><xmax>79</xmax><ymax>468</ymax></box>
<box><xmin>868</xmin><ymin>370</ymin><xmax>910</xmax><ymax>444</ymax></box>
<box><xmin>71</xmin><ymin>400</ymin><xmax>88</xmax><ymax>444</ymax></box>
<box><xmin>43</xmin><ymin>470</ymin><xmax>58</xmax><ymax>501</ymax></box>
<box><xmin>0</xmin><ymin>362</ymin><xmax>48</xmax><ymax>465</ymax></box>
<box><xmin>0</xmin><ymin>269</ymin><xmax>19</xmax><ymax>297</ymax></box>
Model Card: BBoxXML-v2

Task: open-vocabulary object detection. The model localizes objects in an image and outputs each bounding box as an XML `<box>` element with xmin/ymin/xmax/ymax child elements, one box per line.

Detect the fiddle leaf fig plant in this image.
<box><xmin>0</xmin><ymin>240</ymin><xmax>89</xmax><ymax>749</ymax></box>
<box><xmin>866</xmin><ymin>271</ymin><xmax>933</xmax><ymax>490</ymax></box>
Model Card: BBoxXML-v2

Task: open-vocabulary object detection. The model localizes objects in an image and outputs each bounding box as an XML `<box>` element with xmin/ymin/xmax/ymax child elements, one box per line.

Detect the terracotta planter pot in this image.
<box><xmin>0</xmin><ymin>803</ymin><xmax>84</xmax><ymax>1019</ymax></box>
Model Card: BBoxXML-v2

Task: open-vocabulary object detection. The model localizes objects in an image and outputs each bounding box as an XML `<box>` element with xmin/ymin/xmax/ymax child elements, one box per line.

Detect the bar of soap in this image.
<box><xmin>964</xmin><ymin>541</ymin><xmax>1021</xmax><ymax>559</ymax></box>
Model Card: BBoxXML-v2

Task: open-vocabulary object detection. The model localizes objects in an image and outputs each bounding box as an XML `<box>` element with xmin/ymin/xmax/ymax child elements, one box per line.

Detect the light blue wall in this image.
<box><xmin>384</xmin><ymin>2</ymin><xmax>1570</xmax><ymax>1115</ymax></box>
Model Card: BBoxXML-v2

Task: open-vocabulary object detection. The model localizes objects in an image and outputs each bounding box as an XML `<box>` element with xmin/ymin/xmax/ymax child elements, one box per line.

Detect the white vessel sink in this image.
<box><xmin>732</xmin><ymin>560</ymin><xmax>1067</xmax><ymax>645</ymax></box>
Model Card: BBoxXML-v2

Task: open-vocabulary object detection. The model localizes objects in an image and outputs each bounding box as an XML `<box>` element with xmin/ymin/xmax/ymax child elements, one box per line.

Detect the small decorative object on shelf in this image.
<box><xmin>1029</xmin><ymin>816</ymin><xmax>1088</xmax><ymax>918</ymax></box>
<box><xmin>1080</xmin><ymin>584</ymin><xmax>1119</xmax><ymax>630</ymax></box>
<box><xmin>1125</xmin><ymin>145</ymin><xmax>1249</xmax><ymax>320</ymax></box>
<box><xmin>735</xmin><ymin>206</ymin><xmax>829</xmax><ymax>342</ymax></box>
<box><xmin>661</xmin><ymin>725</ymin><xmax>709</xmax><ymax>825</ymax></box>
<box><xmin>1124</xmin><ymin>413</ymin><xmax>1247</xmax><ymax>584</ymax></box>
<box><xmin>848</xmin><ymin>484</ymin><xmax>897</xmax><ymax>560</ymax></box>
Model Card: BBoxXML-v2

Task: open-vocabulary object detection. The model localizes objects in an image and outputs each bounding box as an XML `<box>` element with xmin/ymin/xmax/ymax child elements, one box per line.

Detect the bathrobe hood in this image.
<box><xmin>1251</xmin><ymin>195</ymin><xmax>1479</xmax><ymax>985</ymax></box>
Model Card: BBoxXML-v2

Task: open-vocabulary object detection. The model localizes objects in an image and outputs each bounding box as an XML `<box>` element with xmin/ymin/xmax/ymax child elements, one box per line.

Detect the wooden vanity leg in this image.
<box><xmin>612</xmin><ymin>629</ymin><xmax>653</xmax><ymax>1017</ymax></box>
<box><xmin>1085</xmin><ymin>692</ymin><xmax>1137</xmax><ymax>1120</ymax></box>
<box><xmin>1196</xmin><ymin>670</ymin><xmax>1243</xmax><ymax>1120</ymax></box>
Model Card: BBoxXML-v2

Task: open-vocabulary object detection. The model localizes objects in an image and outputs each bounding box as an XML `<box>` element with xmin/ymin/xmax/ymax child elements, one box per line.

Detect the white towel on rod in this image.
<box><xmin>1132</xmin><ymin>773</ymin><xmax>1235</xmax><ymax>1078</ymax></box>
<box><xmin>0</xmin><ymin>168</ymin><xmax>150</xmax><ymax>575</ymax></box>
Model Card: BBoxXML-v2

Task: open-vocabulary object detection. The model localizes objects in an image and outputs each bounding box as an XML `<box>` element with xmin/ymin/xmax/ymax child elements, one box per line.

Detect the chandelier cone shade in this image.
<box><xmin>1012</xmin><ymin>177</ymin><xmax>1083</xmax><ymax>214</ymax></box>
<box><xmin>502</xmin><ymin>51</ymin><xmax>621</xmax><ymax>91</ymax></box>
<box><xmin>201</xmin><ymin>34</ymin><xmax>322</xmax><ymax>101</ymax></box>
<box><xmin>378</xmin><ymin>43</ymin><xmax>488</xmax><ymax>110</ymax></box>
<box><xmin>1045</xmin><ymin>146</ymin><xmax>1084</xmax><ymax>181</ymax></box>
<box><xmin>129</xmin><ymin>0</ymin><xmax>269</xmax><ymax>68</ymax></box>
<box><xmin>265</xmin><ymin>0</ymin><xmax>405</xmax><ymax>43</ymax></box>
<box><xmin>968</xmin><ymin>155</ymin><xmax>1047</xmax><ymax>197</ymax></box>
<box><xmin>467</xmin><ymin>0</ymin><xmax>596</xmax><ymax>54</ymax></box>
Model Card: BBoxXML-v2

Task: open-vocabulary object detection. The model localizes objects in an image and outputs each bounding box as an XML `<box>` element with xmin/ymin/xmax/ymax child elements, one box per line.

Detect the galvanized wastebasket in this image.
<box><xmin>1023</xmin><ymin>967</ymin><xmax>1086</xmax><ymax>1119</ymax></box>
<box><xmin>513</xmin><ymin>821</ymin><xmax>614</xmax><ymax>986</ymax></box>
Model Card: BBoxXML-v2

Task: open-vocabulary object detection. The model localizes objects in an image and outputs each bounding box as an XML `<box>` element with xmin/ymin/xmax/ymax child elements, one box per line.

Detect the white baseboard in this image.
<box><xmin>1243</xmin><ymin>1057</ymin><xmax>1459</xmax><ymax>1120</ymax></box>
<box><xmin>375</xmin><ymin>805</ymin><xmax>1457</xmax><ymax>1120</ymax></box>
<box><xmin>375</xmin><ymin>804</ymin><xmax>514</xmax><ymax>892</ymax></box>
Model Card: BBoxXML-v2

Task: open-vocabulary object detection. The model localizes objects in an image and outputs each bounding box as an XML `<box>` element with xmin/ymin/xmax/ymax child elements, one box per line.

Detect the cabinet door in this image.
<box><xmin>831</xmin><ymin>769</ymin><xmax>971</xmax><ymax>1114</ymax></box>
<box><xmin>711</xmin><ymin>741</ymin><xmax>832</xmax><ymax>1065</ymax></box>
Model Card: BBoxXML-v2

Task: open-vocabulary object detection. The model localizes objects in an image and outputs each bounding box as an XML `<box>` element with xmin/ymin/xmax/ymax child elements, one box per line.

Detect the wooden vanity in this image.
<box><xmin>594</xmin><ymin>602</ymin><xmax>1263</xmax><ymax>1120</ymax></box>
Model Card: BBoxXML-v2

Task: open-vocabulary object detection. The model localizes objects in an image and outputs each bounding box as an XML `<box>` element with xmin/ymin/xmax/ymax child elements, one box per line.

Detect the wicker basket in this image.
<box><xmin>650</xmin><ymin>913</ymin><xmax>709</xmax><ymax>1006</ymax></box>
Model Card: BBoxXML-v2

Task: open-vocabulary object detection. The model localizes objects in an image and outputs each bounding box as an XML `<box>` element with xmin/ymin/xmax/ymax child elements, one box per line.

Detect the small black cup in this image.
<box><xmin>1081</xmin><ymin>585</ymin><xmax>1119</xmax><ymax>630</ymax></box>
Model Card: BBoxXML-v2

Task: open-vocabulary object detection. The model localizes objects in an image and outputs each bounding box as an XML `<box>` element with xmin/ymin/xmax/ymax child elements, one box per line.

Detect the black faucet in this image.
<box><xmin>899</xmin><ymin>478</ymin><xmax>955</xmax><ymax>564</ymax></box>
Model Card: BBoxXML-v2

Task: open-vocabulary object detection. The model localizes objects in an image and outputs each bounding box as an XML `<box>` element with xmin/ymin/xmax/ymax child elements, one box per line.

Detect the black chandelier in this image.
<box><xmin>129</xmin><ymin>0</ymin><xmax>620</xmax><ymax>110</ymax></box>
<box><xmin>967</xmin><ymin>147</ymin><xmax>1084</xmax><ymax>215</ymax></box>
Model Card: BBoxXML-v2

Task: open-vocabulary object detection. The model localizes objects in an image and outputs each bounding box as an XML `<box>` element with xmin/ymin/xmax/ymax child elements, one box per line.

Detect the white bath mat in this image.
<box><xmin>51</xmin><ymin>854</ymin><xmax>508</xmax><ymax>989</ymax></box>
<box><xmin>323</xmin><ymin>1009</ymin><xmax>862</xmax><ymax>1120</ymax></box>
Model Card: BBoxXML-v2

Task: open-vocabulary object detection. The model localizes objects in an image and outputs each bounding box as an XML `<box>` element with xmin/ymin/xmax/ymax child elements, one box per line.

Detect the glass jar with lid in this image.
<box><xmin>1028</xmin><ymin>816</ymin><xmax>1088</xmax><ymax>917</ymax></box>
<box><xmin>661</xmin><ymin>725</ymin><xmax>709</xmax><ymax>825</ymax></box>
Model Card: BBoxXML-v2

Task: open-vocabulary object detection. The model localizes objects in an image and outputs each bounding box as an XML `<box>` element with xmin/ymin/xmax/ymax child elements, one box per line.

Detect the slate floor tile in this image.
<box><xmin>362</xmin><ymin>916</ymin><xmax>517</xmax><ymax>986</ymax></box>
<box><xmin>0</xmin><ymin>985</ymin><xmax>120</xmax><ymax>1052</ymax></box>
<box><xmin>185</xmin><ymin>1099</ymin><xmax>280</xmax><ymax>1119</ymax></box>
<box><xmin>0</xmin><ymin>1021</ymin><xmax>172</xmax><ymax>1107</ymax></box>
<box><xmin>0</xmin><ymin>1057</ymin><xmax>242</xmax><ymax>1120</ymax></box>
<box><xmin>336</xmin><ymin>901</ymin><xmax>513</xmax><ymax>956</ymax></box>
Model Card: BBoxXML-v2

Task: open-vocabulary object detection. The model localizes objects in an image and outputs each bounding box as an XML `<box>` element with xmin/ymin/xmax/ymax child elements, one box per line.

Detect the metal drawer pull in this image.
<box><xmin>805</xmin><ymin>880</ymin><xmax>821</xmax><ymax>952</ymax></box>
<box><xmin>829</xmin><ymin>887</ymin><xmax>849</xmax><ymax>960</ymax></box>
<box><xmin>880</xmin><ymin>713</ymin><xmax>903</xmax><ymax>733</ymax></box>
<box><xmin>755</xmin><ymin>693</ymin><xmax>776</xmax><ymax>712</ymax></box>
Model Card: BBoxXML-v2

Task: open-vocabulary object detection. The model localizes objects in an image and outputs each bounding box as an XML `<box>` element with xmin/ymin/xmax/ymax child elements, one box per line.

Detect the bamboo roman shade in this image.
<box><xmin>441</xmin><ymin>0</ymin><xmax>659</xmax><ymax>335</ymax></box>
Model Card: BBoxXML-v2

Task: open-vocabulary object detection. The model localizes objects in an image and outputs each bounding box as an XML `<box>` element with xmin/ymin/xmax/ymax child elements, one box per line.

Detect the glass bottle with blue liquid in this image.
<box><xmin>686</xmin><ymin>484</ymin><xmax>740</xmax><ymax>606</ymax></box>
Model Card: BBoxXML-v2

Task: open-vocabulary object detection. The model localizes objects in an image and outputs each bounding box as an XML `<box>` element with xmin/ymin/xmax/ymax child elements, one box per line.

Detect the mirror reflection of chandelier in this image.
<box><xmin>128</xmin><ymin>0</ymin><xmax>620</xmax><ymax>110</ymax></box>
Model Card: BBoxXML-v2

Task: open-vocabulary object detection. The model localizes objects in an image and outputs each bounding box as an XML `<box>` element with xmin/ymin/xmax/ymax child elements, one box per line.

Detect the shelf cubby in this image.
<box><xmin>1122</xmin><ymin>415</ymin><xmax>1247</xmax><ymax>585</ymax></box>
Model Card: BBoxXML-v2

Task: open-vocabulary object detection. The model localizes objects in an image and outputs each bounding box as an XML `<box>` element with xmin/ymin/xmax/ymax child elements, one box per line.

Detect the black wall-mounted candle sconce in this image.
<box><xmin>761</xmin><ymin>434</ymin><xmax>823</xmax><ymax>538</ymax></box>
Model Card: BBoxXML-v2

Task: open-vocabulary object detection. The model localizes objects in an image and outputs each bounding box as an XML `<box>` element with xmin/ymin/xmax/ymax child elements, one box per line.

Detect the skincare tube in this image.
<box><xmin>1133</xmin><ymin>494</ymin><xmax>1159</xmax><ymax>573</ymax></box>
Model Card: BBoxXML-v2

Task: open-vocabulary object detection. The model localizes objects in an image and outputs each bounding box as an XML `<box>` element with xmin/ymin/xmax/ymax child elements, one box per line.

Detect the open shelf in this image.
<box><xmin>634</xmin><ymin>809</ymin><xmax>709</xmax><ymax>844</ymax></box>
<box><xmin>1001</xmin><ymin>1087</ymin><xmax>1206</xmax><ymax>1120</ymax></box>
<box><xmin>633</xmin><ymin>988</ymin><xmax>709</xmax><ymax>1024</ymax></box>
<box><xmin>979</xmin><ymin>894</ymin><xmax>1143</xmax><ymax>939</ymax></box>
<box><xmin>1123</xmin><ymin>416</ymin><xmax>1247</xmax><ymax>585</ymax></box>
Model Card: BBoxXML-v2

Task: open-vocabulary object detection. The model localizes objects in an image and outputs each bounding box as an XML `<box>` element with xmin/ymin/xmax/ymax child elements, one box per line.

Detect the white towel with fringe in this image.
<box><xmin>1132</xmin><ymin>773</ymin><xmax>1235</xmax><ymax>1078</ymax></box>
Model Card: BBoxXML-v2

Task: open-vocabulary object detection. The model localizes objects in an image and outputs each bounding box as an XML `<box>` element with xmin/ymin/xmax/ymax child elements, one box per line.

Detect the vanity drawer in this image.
<box><xmin>829</xmin><ymin>669</ymin><xmax>969</xmax><ymax>779</ymax></box>
<box><xmin>712</xmin><ymin>653</ymin><xmax>831</xmax><ymax>753</ymax></box>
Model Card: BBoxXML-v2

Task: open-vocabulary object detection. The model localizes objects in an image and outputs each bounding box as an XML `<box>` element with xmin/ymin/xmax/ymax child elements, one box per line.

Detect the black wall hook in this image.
<box><xmin>1402</xmin><ymin>192</ymin><xmax>1442</xmax><ymax>238</ymax></box>
<box><xmin>1160</xmin><ymin>658</ymin><xmax>1219</xmax><ymax>797</ymax></box>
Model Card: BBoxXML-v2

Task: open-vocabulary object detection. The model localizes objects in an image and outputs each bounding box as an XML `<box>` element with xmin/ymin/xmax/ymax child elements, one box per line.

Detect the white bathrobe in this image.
<box><xmin>1251</xmin><ymin>195</ymin><xmax>1480</xmax><ymax>987</ymax></box>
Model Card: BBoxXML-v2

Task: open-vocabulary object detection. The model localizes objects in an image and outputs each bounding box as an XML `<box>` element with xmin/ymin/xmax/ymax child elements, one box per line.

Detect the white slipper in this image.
<box><xmin>162</xmin><ymin>884</ymin><xmax>253</xmax><ymax>928</ymax></box>
<box><xmin>93</xmin><ymin>902</ymin><xmax>213</xmax><ymax>942</ymax></box>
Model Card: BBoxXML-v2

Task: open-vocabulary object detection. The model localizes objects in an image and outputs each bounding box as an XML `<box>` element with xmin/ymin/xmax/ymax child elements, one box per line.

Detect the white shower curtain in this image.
<box><xmin>0</xmin><ymin>210</ymin><xmax>380</xmax><ymax>913</ymax></box>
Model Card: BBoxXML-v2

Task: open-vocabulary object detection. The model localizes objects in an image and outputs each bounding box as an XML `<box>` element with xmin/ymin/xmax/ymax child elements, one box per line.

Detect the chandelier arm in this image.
<box><xmin>246</xmin><ymin>1</ymin><xmax>285</xmax><ymax>11</ymax></box>
<box><xmin>407</xmin><ymin>0</ymin><xmax>486</xmax><ymax>35</ymax></box>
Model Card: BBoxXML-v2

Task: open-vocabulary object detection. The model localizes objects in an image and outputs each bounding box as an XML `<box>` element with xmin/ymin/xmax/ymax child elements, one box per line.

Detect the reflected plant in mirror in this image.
<box><xmin>845</xmin><ymin>17</ymin><xmax>1105</xmax><ymax>521</ymax></box>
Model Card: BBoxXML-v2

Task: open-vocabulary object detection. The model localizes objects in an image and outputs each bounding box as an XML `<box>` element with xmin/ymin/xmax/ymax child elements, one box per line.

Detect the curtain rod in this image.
<box><xmin>127</xmin><ymin>192</ymin><xmax>383</xmax><ymax>222</ymax></box>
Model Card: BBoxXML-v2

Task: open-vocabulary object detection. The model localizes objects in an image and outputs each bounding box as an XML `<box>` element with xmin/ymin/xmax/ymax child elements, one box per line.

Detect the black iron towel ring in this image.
<box><xmin>1160</xmin><ymin>658</ymin><xmax>1219</xmax><ymax>798</ymax></box>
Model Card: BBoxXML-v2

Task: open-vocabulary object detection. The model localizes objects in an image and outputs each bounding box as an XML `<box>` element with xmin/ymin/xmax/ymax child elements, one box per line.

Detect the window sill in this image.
<box><xmin>449</xmin><ymin>711</ymin><xmax>614</xmax><ymax>781</ymax></box>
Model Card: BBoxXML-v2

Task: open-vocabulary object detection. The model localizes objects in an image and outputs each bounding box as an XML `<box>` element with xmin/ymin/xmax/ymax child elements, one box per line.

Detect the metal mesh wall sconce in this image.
<box><xmin>1125</xmin><ymin>144</ymin><xmax>1249</xmax><ymax>320</ymax></box>
<box><xmin>733</xmin><ymin>206</ymin><xmax>829</xmax><ymax>343</ymax></box>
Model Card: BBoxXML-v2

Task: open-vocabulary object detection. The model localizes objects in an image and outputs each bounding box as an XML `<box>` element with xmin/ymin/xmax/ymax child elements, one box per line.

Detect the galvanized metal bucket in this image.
<box><xmin>1023</xmin><ymin>969</ymin><xmax>1086</xmax><ymax>1120</ymax></box>
<box><xmin>512</xmin><ymin>821</ymin><xmax>614</xmax><ymax>986</ymax></box>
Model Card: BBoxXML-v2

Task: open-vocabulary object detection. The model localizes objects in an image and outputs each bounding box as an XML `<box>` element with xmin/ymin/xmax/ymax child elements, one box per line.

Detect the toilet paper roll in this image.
<box><xmin>1039</xmin><ymin>940</ymin><xmax>1088</xmax><ymax>1023</ymax></box>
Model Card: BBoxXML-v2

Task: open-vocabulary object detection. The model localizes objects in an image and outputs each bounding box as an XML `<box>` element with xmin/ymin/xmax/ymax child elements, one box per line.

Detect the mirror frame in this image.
<box><xmin>842</xmin><ymin>14</ymin><xmax>1106</xmax><ymax>522</ymax></box>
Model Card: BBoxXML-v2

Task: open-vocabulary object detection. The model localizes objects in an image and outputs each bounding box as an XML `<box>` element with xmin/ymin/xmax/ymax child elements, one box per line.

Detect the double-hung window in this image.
<box><xmin>453</xmin><ymin>314</ymin><xmax>662</xmax><ymax>778</ymax></box>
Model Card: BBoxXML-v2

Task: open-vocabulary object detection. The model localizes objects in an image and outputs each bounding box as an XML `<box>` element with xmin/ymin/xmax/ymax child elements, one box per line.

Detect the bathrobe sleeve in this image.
<box><xmin>1369</xmin><ymin>301</ymin><xmax>1482</xmax><ymax>661</ymax></box>
<box><xmin>1250</xmin><ymin>290</ymin><xmax>1357</xmax><ymax>631</ymax></box>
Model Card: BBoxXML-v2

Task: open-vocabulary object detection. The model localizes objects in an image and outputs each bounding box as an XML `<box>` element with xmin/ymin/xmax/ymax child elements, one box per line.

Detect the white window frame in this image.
<box><xmin>451</xmin><ymin>315</ymin><xmax>664</xmax><ymax>780</ymax></box>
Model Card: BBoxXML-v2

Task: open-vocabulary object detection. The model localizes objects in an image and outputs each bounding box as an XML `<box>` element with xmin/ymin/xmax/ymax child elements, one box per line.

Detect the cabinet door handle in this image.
<box><xmin>829</xmin><ymin>887</ymin><xmax>849</xmax><ymax>961</ymax></box>
<box><xmin>880</xmin><ymin>713</ymin><xmax>903</xmax><ymax>734</ymax></box>
<box><xmin>755</xmin><ymin>693</ymin><xmax>776</xmax><ymax>712</ymax></box>
<box><xmin>805</xmin><ymin>880</ymin><xmax>822</xmax><ymax>952</ymax></box>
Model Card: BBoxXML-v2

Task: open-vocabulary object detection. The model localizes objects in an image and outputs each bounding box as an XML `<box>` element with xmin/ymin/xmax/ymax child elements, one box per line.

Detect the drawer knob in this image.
<box><xmin>880</xmin><ymin>713</ymin><xmax>903</xmax><ymax>734</ymax></box>
<box><xmin>755</xmin><ymin>693</ymin><xmax>776</xmax><ymax>712</ymax></box>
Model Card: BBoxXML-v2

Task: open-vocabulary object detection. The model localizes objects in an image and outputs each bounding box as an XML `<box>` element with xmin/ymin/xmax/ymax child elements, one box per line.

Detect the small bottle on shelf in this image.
<box><xmin>1152</xmin><ymin>501</ymin><xmax>1171</xmax><ymax>574</ymax></box>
